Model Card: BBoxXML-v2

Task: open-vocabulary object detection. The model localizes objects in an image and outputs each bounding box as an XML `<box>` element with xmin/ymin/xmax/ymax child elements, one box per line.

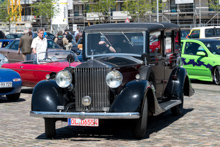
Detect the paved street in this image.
<box><xmin>0</xmin><ymin>81</ymin><xmax>220</xmax><ymax>147</ymax></box>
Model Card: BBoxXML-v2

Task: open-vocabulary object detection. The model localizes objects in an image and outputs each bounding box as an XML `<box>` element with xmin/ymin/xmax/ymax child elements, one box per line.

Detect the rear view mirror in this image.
<box><xmin>196</xmin><ymin>51</ymin><xmax>206</xmax><ymax>56</ymax></box>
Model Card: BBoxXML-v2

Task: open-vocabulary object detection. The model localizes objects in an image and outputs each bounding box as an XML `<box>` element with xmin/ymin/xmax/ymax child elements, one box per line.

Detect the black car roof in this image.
<box><xmin>84</xmin><ymin>23</ymin><xmax>180</xmax><ymax>32</ymax></box>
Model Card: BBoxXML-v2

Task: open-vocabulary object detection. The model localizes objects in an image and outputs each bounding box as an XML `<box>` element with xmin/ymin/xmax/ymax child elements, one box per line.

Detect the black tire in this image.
<box><xmin>45</xmin><ymin>118</ymin><xmax>56</xmax><ymax>138</ymax></box>
<box><xmin>132</xmin><ymin>97</ymin><xmax>148</xmax><ymax>139</ymax></box>
<box><xmin>6</xmin><ymin>93</ymin><xmax>20</xmax><ymax>101</ymax></box>
<box><xmin>213</xmin><ymin>66</ymin><xmax>220</xmax><ymax>85</ymax></box>
<box><xmin>171</xmin><ymin>93</ymin><xmax>184</xmax><ymax>116</ymax></box>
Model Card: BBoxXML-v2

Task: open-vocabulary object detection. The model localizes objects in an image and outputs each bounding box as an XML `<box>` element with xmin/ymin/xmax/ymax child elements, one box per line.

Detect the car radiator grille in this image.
<box><xmin>75</xmin><ymin>68</ymin><xmax>111</xmax><ymax>111</ymax></box>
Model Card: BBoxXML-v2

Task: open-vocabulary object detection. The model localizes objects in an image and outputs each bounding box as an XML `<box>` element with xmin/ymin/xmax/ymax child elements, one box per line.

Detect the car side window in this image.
<box><xmin>150</xmin><ymin>31</ymin><xmax>162</xmax><ymax>54</ymax></box>
<box><xmin>10</xmin><ymin>41</ymin><xmax>19</xmax><ymax>50</ymax></box>
<box><xmin>189</xmin><ymin>30</ymin><xmax>200</xmax><ymax>38</ymax></box>
<box><xmin>184</xmin><ymin>42</ymin><xmax>201</xmax><ymax>55</ymax></box>
<box><xmin>205</xmin><ymin>29</ymin><xmax>214</xmax><ymax>37</ymax></box>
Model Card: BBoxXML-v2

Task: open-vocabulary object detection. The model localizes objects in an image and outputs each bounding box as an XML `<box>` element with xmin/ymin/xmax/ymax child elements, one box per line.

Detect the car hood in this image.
<box><xmin>0</xmin><ymin>68</ymin><xmax>20</xmax><ymax>81</ymax></box>
<box><xmin>76</xmin><ymin>56</ymin><xmax>143</xmax><ymax>68</ymax></box>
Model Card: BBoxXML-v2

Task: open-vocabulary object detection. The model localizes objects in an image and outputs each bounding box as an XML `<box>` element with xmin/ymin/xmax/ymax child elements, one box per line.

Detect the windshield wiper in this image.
<box><xmin>122</xmin><ymin>31</ymin><xmax>133</xmax><ymax>47</ymax></box>
<box><xmin>100</xmin><ymin>32</ymin><xmax>112</xmax><ymax>46</ymax></box>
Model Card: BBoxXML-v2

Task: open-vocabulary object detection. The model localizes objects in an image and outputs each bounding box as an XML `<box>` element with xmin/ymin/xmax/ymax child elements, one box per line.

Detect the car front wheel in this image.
<box><xmin>213</xmin><ymin>66</ymin><xmax>220</xmax><ymax>85</ymax></box>
<box><xmin>6</xmin><ymin>93</ymin><xmax>20</xmax><ymax>101</ymax></box>
<box><xmin>132</xmin><ymin>97</ymin><xmax>148</xmax><ymax>139</ymax></box>
<box><xmin>45</xmin><ymin>118</ymin><xmax>56</xmax><ymax>138</ymax></box>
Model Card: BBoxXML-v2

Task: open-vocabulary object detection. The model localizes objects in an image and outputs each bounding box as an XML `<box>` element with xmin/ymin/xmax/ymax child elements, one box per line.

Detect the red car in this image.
<box><xmin>2</xmin><ymin>50</ymin><xmax>81</xmax><ymax>87</ymax></box>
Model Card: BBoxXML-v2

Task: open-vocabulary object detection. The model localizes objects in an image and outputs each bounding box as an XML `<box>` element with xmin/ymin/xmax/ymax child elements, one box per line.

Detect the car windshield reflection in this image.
<box><xmin>86</xmin><ymin>31</ymin><xmax>145</xmax><ymax>57</ymax></box>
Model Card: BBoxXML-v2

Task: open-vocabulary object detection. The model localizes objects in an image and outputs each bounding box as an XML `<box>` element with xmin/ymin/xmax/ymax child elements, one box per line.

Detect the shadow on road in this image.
<box><xmin>36</xmin><ymin>108</ymin><xmax>194</xmax><ymax>140</ymax></box>
<box><xmin>21</xmin><ymin>88</ymin><xmax>33</xmax><ymax>94</ymax></box>
<box><xmin>0</xmin><ymin>96</ymin><xmax>26</xmax><ymax>103</ymax></box>
<box><xmin>191</xmin><ymin>79</ymin><xmax>214</xmax><ymax>85</ymax></box>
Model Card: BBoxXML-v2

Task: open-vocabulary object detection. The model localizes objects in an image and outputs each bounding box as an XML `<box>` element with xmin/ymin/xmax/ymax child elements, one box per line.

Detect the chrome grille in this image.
<box><xmin>75</xmin><ymin>67</ymin><xmax>111</xmax><ymax>111</ymax></box>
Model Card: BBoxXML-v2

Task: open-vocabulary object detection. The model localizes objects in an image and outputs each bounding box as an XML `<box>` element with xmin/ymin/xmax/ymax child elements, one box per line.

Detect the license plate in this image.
<box><xmin>68</xmin><ymin>118</ymin><xmax>99</xmax><ymax>127</ymax></box>
<box><xmin>0</xmin><ymin>82</ymin><xmax>12</xmax><ymax>88</ymax></box>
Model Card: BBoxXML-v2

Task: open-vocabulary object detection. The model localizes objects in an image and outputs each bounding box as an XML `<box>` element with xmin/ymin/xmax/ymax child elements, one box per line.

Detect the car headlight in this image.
<box><xmin>106</xmin><ymin>70</ymin><xmax>123</xmax><ymax>88</ymax></box>
<box><xmin>55</xmin><ymin>70</ymin><xmax>72</xmax><ymax>88</ymax></box>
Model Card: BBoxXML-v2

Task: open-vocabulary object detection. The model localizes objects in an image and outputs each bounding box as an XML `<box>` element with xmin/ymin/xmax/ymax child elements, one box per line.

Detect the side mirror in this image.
<box><xmin>196</xmin><ymin>51</ymin><xmax>206</xmax><ymax>56</ymax></box>
<box><xmin>141</xmin><ymin>53</ymin><xmax>149</xmax><ymax>65</ymax></box>
<box><xmin>67</xmin><ymin>54</ymin><xmax>75</xmax><ymax>64</ymax></box>
<box><xmin>78</xmin><ymin>44</ymin><xmax>83</xmax><ymax>50</ymax></box>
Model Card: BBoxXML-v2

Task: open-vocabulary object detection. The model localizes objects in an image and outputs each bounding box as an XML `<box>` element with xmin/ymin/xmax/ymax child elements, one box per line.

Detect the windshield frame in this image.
<box><xmin>85</xmin><ymin>31</ymin><xmax>146</xmax><ymax>58</ymax></box>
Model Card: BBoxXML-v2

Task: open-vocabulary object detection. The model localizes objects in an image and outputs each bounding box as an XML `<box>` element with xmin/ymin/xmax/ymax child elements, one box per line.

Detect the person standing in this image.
<box><xmin>31</xmin><ymin>28</ymin><xmax>48</xmax><ymax>60</ymax></box>
<box><xmin>43</xmin><ymin>28</ymin><xmax>47</xmax><ymax>38</ymax></box>
<box><xmin>29</xmin><ymin>28</ymin><xmax>35</xmax><ymax>38</ymax></box>
<box><xmin>75</xmin><ymin>30</ymin><xmax>82</xmax><ymax>43</ymax></box>
<box><xmin>74</xmin><ymin>28</ymin><xmax>79</xmax><ymax>37</ymax></box>
<box><xmin>54</xmin><ymin>31</ymin><xmax>68</xmax><ymax>49</ymax></box>
<box><xmin>17</xmin><ymin>30</ymin><xmax>33</xmax><ymax>61</ymax></box>
<box><xmin>65</xmin><ymin>30</ymin><xmax>73</xmax><ymax>50</ymax></box>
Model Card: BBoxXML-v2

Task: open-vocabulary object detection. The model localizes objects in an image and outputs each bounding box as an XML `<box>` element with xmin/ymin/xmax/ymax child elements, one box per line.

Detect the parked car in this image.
<box><xmin>0</xmin><ymin>31</ymin><xmax>6</xmax><ymax>39</ymax></box>
<box><xmin>2</xmin><ymin>50</ymin><xmax>81</xmax><ymax>87</ymax></box>
<box><xmin>46</xmin><ymin>32</ymin><xmax>55</xmax><ymax>40</ymax></box>
<box><xmin>6</xmin><ymin>33</ymin><xmax>23</xmax><ymax>39</ymax></box>
<box><xmin>187</xmin><ymin>26</ymin><xmax>220</xmax><ymax>39</ymax></box>
<box><xmin>181</xmin><ymin>38</ymin><xmax>220</xmax><ymax>84</ymax></box>
<box><xmin>0</xmin><ymin>68</ymin><xmax>22</xmax><ymax>101</ymax></box>
<box><xmin>30</xmin><ymin>23</ymin><xmax>194</xmax><ymax>139</ymax></box>
<box><xmin>0</xmin><ymin>53</ymin><xmax>9</xmax><ymax>67</ymax></box>
<box><xmin>0</xmin><ymin>39</ymin><xmax>63</xmax><ymax>63</ymax></box>
<box><xmin>181</xmin><ymin>29</ymin><xmax>190</xmax><ymax>39</ymax></box>
<box><xmin>0</xmin><ymin>39</ymin><xmax>14</xmax><ymax>48</ymax></box>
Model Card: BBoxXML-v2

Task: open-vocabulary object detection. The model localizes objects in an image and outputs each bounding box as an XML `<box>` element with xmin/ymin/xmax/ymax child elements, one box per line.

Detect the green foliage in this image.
<box><xmin>208</xmin><ymin>0</ymin><xmax>220</xmax><ymax>12</ymax></box>
<box><xmin>122</xmin><ymin>0</ymin><xmax>166</xmax><ymax>21</ymax></box>
<box><xmin>31</xmin><ymin>0</ymin><xmax>59</xmax><ymax>20</ymax></box>
<box><xmin>0</xmin><ymin>0</ymin><xmax>21</xmax><ymax>23</ymax></box>
<box><xmin>82</xmin><ymin>0</ymin><xmax>117</xmax><ymax>23</ymax></box>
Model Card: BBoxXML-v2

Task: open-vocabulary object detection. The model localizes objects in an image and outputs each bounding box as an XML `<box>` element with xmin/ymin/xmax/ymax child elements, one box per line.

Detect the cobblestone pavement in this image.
<box><xmin>0</xmin><ymin>82</ymin><xmax>220</xmax><ymax>147</ymax></box>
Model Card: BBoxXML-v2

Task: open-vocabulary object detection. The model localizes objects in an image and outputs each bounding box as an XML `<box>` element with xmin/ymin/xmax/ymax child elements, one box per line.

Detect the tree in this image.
<box><xmin>0</xmin><ymin>0</ymin><xmax>21</xmax><ymax>32</ymax></box>
<box><xmin>122</xmin><ymin>0</ymin><xmax>166</xmax><ymax>22</ymax></box>
<box><xmin>208</xmin><ymin>0</ymin><xmax>220</xmax><ymax>25</ymax></box>
<box><xmin>83</xmin><ymin>0</ymin><xmax>117</xmax><ymax>23</ymax></box>
<box><xmin>31</xmin><ymin>0</ymin><xmax>59</xmax><ymax>27</ymax></box>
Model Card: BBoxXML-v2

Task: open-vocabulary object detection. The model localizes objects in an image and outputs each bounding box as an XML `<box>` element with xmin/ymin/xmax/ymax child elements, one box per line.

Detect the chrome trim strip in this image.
<box><xmin>30</xmin><ymin>111</ymin><xmax>140</xmax><ymax>119</ymax></box>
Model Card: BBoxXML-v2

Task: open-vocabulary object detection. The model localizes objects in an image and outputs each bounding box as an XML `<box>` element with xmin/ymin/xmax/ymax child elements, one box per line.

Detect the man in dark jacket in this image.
<box><xmin>18</xmin><ymin>30</ymin><xmax>33</xmax><ymax>61</ymax></box>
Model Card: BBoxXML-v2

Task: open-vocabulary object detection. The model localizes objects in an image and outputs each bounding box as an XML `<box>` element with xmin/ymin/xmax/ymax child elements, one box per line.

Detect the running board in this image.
<box><xmin>159</xmin><ymin>100</ymin><xmax>181</xmax><ymax>111</ymax></box>
<box><xmin>153</xmin><ymin>100</ymin><xmax>181</xmax><ymax>116</ymax></box>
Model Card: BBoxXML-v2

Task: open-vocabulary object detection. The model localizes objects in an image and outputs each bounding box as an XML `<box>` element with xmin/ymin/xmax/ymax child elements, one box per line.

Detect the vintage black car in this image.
<box><xmin>30</xmin><ymin>23</ymin><xmax>194</xmax><ymax>139</ymax></box>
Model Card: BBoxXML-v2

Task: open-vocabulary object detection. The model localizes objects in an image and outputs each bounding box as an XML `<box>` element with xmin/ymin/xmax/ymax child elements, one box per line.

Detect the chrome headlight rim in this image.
<box><xmin>55</xmin><ymin>70</ymin><xmax>72</xmax><ymax>88</ymax></box>
<box><xmin>106</xmin><ymin>70</ymin><xmax>123</xmax><ymax>88</ymax></box>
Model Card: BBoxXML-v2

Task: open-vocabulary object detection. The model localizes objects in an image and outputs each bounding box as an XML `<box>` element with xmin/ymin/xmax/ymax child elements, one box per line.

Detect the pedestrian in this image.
<box><xmin>17</xmin><ymin>30</ymin><xmax>33</xmax><ymax>61</ymax></box>
<box><xmin>31</xmin><ymin>28</ymin><xmax>48</xmax><ymax>60</ymax></box>
<box><xmin>43</xmin><ymin>28</ymin><xmax>47</xmax><ymax>38</ymax></box>
<box><xmin>74</xmin><ymin>28</ymin><xmax>79</xmax><ymax>37</ymax></box>
<box><xmin>75</xmin><ymin>30</ymin><xmax>82</xmax><ymax>43</ymax></box>
<box><xmin>29</xmin><ymin>28</ymin><xmax>35</xmax><ymax>38</ymax></box>
<box><xmin>54</xmin><ymin>31</ymin><xmax>68</xmax><ymax>49</ymax></box>
<box><xmin>28</xmin><ymin>31</ymin><xmax>33</xmax><ymax>38</ymax></box>
<box><xmin>65</xmin><ymin>30</ymin><xmax>73</xmax><ymax>50</ymax></box>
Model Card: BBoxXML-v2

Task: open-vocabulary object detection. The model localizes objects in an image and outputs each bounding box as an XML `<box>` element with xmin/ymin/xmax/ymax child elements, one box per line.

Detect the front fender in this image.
<box><xmin>110</xmin><ymin>80</ymin><xmax>151</xmax><ymax>112</ymax></box>
<box><xmin>31</xmin><ymin>80</ymin><xmax>66</xmax><ymax>112</ymax></box>
<box><xmin>164</xmin><ymin>67</ymin><xmax>194</xmax><ymax>99</ymax></box>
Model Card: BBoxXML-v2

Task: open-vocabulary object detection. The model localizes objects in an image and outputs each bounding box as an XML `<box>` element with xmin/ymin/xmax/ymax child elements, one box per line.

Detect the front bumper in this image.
<box><xmin>30</xmin><ymin>111</ymin><xmax>140</xmax><ymax>119</ymax></box>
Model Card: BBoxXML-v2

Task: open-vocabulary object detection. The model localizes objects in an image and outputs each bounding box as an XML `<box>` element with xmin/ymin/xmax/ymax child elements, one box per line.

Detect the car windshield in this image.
<box><xmin>85</xmin><ymin>31</ymin><xmax>145</xmax><ymax>57</ymax></box>
<box><xmin>36</xmin><ymin>50</ymin><xmax>79</xmax><ymax>64</ymax></box>
<box><xmin>204</xmin><ymin>41</ymin><xmax>220</xmax><ymax>55</ymax></box>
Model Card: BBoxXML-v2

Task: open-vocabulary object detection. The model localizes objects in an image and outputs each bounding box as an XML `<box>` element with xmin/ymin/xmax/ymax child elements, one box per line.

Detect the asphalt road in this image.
<box><xmin>0</xmin><ymin>81</ymin><xmax>219</xmax><ymax>147</ymax></box>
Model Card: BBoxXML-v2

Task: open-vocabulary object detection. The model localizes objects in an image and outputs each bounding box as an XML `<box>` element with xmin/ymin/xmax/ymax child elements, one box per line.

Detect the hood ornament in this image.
<box><xmin>91</xmin><ymin>49</ymin><xmax>95</xmax><ymax>60</ymax></box>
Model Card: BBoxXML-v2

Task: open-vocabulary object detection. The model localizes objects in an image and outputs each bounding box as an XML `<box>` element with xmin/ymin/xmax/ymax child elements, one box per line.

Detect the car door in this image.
<box><xmin>181</xmin><ymin>41</ymin><xmax>211</xmax><ymax>79</ymax></box>
<box><xmin>6</xmin><ymin>40</ymin><xmax>23</xmax><ymax>63</ymax></box>
<box><xmin>18</xmin><ymin>61</ymin><xmax>38</xmax><ymax>87</ymax></box>
<box><xmin>149</xmin><ymin>31</ymin><xmax>164</xmax><ymax>98</ymax></box>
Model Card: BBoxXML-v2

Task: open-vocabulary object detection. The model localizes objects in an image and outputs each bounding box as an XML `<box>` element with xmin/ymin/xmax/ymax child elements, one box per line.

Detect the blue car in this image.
<box><xmin>0</xmin><ymin>68</ymin><xmax>22</xmax><ymax>101</ymax></box>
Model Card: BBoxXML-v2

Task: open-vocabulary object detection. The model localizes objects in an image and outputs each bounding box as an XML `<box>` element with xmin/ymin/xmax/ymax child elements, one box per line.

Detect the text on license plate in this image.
<box><xmin>0</xmin><ymin>82</ymin><xmax>12</xmax><ymax>88</ymax></box>
<box><xmin>68</xmin><ymin>118</ymin><xmax>99</xmax><ymax>127</ymax></box>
